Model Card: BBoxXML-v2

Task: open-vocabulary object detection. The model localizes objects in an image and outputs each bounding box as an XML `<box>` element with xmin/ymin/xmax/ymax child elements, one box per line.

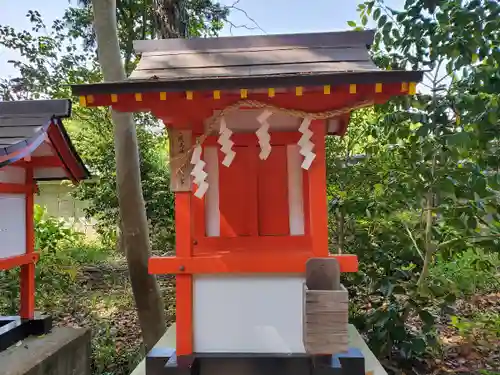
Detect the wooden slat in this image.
<box><xmin>0</xmin><ymin>125</ymin><xmax>41</xmax><ymax>137</ymax></box>
<box><xmin>0</xmin><ymin>117</ymin><xmax>48</xmax><ymax>127</ymax></box>
<box><xmin>0</xmin><ymin>99</ymin><xmax>70</xmax><ymax>117</ymax></box>
<box><xmin>137</xmin><ymin>47</ymin><xmax>367</xmax><ymax>70</ymax></box>
<box><xmin>129</xmin><ymin>61</ymin><xmax>376</xmax><ymax>81</ymax></box>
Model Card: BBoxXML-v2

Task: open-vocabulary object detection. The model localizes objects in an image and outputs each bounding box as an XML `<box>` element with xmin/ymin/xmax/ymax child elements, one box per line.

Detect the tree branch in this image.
<box><xmin>226</xmin><ymin>0</ymin><xmax>266</xmax><ymax>35</ymax></box>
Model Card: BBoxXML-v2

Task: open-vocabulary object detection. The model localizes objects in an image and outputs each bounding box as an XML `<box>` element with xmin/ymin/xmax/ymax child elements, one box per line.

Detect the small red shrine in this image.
<box><xmin>72</xmin><ymin>30</ymin><xmax>422</xmax><ymax>375</ymax></box>
<box><xmin>0</xmin><ymin>99</ymin><xmax>89</xmax><ymax>350</ymax></box>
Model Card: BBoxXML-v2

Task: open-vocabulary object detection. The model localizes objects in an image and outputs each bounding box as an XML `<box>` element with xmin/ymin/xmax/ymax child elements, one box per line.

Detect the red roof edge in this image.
<box><xmin>46</xmin><ymin>119</ymin><xmax>90</xmax><ymax>183</ymax></box>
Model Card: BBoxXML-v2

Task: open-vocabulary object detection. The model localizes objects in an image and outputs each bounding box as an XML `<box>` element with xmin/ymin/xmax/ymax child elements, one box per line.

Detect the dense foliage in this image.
<box><xmin>333</xmin><ymin>0</ymin><xmax>500</xmax><ymax>367</ymax></box>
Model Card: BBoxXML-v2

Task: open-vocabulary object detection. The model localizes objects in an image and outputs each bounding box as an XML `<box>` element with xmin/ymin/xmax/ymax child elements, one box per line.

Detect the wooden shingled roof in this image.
<box><xmin>72</xmin><ymin>30</ymin><xmax>423</xmax><ymax>95</ymax></box>
<box><xmin>0</xmin><ymin>99</ymin><xmax>89</xmax><ymax>182</ymax></box>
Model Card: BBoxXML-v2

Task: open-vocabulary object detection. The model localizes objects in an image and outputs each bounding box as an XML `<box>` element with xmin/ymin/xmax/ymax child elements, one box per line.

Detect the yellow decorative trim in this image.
<box><xmin>323</xmin><ymin>85</ymin><xmax>331</xmax><ymax>95</ymax></box>
<box><xmin>401</xmin><ymin>82</ymin><xmax>408</xmax><ymax>92</ymax></box>
<box><xmin>349</xmin><ymin>84</ymin><xmax>357</xmax><ymax>94</ymax></box>
<box><xmin>213</xmin><ymin>90</ymin><xmax>221</xmax><ymax>100</ymax></box>
<box><xmin>79</xmin><ymin>96</ymin><xmax>87</xmax><ymax>107</ymax></box>
<box><xmin>135</xmin><ymin>93</ymin><xmax>142</xmax><ymax>102</ymax></box>
<box><xmin>111</xmin><ymin>94</ymin><xmax>118</xmax><ymax>103</ymax></box>
<box><xmin>240</xmin><ymin>89</ymin><xmax>248</xmax><ymax>99</ymax></box>
<box><xmin>160</xmin><ymin>92</ymin><xmax>167</xmax><ymax>101</ymax></box>
<box><xmin>295</xmin><ymin>86</ymin><xmax>303</xmax><ymax>96</ymax></box>
<box><xmin>375</xmin><ymin>83</ymin><xmax>383</xmax><ymax>93</ymax></box>
<box><xmin>409</xmin><ymin>82</ymin><xmax>417</xmax><ymax>95</ymax></box>
<box><xmin>86</xmin><ymin>95</ymin><xmax>94</xmax><ymax>104</ymax></box>
<box><xmin>268</xmin><ymin>88</ymin><xmax>275</xmax><ymax>98</ymax></box>
<box><xmin>186</xmin><ymin>91</ymin><xmax>193</xmax><ymax>100</ymax></box>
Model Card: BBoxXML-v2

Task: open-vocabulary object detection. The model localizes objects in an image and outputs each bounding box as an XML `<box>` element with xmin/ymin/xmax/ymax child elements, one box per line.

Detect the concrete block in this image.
<box><xmin>0</xmin><ymin>326</ymin><xmax>91</xmax><ymax>375</ymax></box>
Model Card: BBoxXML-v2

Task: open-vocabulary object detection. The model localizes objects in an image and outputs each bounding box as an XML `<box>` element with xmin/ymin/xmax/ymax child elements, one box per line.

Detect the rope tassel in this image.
<box><xmin>190</xmin><ymin>145</ymin><xmax>209</xmax><ymax>198</ymax></box>
<box><xmin>256</xmin><ymin>109</ymin><xmax>273</xmax><ymax>160</ymax></box>
<box><xmin>298</xmin><ymin>117</ymin><xmax>316</xmax><ymax>170</ymax></box>
<box><xmin>218</xmin><ymin>117</ymin><xmax>235</xmax><ymax>167</ymax></box>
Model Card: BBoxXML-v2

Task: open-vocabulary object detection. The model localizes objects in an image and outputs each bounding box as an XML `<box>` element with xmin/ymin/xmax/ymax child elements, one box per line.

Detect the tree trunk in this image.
<box><xmin>90</xmin><ymin>0</ymin><xmax>166</xmax><ymax>351</ymax></box>
<box><xmin>153</xmin><ymin>0</ymin><xmax>189</xmax><ymax>38</ymax></box>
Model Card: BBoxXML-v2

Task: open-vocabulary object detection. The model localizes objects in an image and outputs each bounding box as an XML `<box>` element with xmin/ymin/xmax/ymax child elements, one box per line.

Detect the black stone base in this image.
<box><xmin>146</xmin><ymin>348</ymin><xmax>365</xmax><ymax>375</ymax></box>
<box><xmin>0</xmin><ymin>313</ymin><xmax>52</xmax><ymax>351</ymax></box>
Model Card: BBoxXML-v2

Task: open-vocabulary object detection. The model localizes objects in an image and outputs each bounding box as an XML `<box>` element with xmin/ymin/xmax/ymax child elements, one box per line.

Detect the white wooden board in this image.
<box><xmin>193</xmin><ymin>275</ymin><xmax>306</xmax><ymax>353</ymax></box>
<box><xmin>0</xmin><ymin>194</ymin><xmax>26</xmax><ymax>259</ymax></box>
<box><xmin>0</xmin><ymin>166</ymin><xmax>25</xmax><ymax>183</ymax></box>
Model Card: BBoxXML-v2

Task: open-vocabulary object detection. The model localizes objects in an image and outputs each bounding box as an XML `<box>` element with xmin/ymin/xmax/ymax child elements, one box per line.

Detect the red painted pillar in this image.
<box><xmin>20</xmin><ymin>166</ymin><xmax>35</xmax><ymax>319</ymax></box>
<box><xmin>175</xmin><ymin>192</ymin><xmax>193</xmax><ymax>356</ymax></box>
<box><xmin>308</xmin><ymin>120</ymin><xmax>329</xmax><ymax>257</ymax></box>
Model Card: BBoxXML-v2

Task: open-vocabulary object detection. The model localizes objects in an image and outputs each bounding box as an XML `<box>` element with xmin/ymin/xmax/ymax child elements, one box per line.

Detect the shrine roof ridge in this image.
<box><xmin>71</xmin><ymin>29</ymin><xmax>424</xmax><ymax>98</ymax></box>
<box><xmin>0</xmin><ymin>99</ymin><xmax>71</xmax><ymax>118</ymax></box>
<box><xmin>133</xmin><ymin>29</ymin><xmax>377</xmax><ymax>54</ymax></box>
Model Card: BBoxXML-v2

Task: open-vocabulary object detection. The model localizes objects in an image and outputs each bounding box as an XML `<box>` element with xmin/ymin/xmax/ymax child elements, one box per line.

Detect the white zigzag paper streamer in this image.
<box><xmin>218</xmin><ymin>117</ymin><xmax>235</xmax><ymax>167</ymax></box>
<box><xmin>256</xmin><ymin>110</ymin><xmax>273</xmax><ymax>160</ymax></box>
<box><xmin>298</xmin><ymin>117</ymin><xmax>316</xmax><ymax>170</ymax></box>
<box><xmin>190</xmin><ymin>145</ymin><xmax>209</xmax><ymax>198</ymax></box>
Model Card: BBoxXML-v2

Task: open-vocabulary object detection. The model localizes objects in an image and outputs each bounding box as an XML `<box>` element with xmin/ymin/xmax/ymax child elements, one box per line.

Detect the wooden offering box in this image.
<box><xmin>303</xmin><ymin>284</ymin><xmax>349</xmax><ymax>354</ymax></box>
<box><xmin>303</xmin><ymin>258</ymin><xmax>348</xmax><ymax>355</ymax></box>
<box><xmin>72</xmin><ymin>29</ymin><xmax>423</xmax><ymax>375</ymax></box>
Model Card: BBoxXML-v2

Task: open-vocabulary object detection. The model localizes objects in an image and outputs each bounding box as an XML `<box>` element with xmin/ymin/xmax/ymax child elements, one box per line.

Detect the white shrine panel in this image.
<box><xmin>0</xmin><ymin>166</ymin><xmax>25</xmax><ymax>184</ymax></box>
<box><xmin>193</xmin><ymin>275</ymin><xmax>306</xmax><ymax>353</ymax></box>
<box><xmin>0</xmin><ymin>194</ymin><xmax>26</xmax><ymax>259</ymax></box>
<box><xmin>204</xmin><ymin>147</ymin><xmax>220</xmax><ymax>237</ymax></box>
<box><xmin>287</xmin><ymin>145</ymin><xmax>305</xmax><ymax>235</ymax></box>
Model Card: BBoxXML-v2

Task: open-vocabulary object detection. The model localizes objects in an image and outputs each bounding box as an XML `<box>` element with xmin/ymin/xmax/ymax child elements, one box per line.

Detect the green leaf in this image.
<box><xmin>378</xmin><ymin>14</ymin><xmax>388</xmax><ymax>29</ymax></box>
<box><xmin>447</xmin><ymin>132</ymin><xmax>471</xmax><ymax>148</ymax></box>
<box><xmin>418</xmin><ymin>310</ymin><xmax>435</xmax><ymax>326</ymax></box>
<box><xmin>411</xmin><ymin>338</ymin><xmax>426</xmax><ymax>355</ymax></box>
<box><xmin>347</xmin><ymin>20</ymin><xmax>357</xmax><ymax>27</ymax></box>
<box><xmin>373</xmin><ymin>8</ymin><xmax>381</xmax><ymax>21</ymax></box>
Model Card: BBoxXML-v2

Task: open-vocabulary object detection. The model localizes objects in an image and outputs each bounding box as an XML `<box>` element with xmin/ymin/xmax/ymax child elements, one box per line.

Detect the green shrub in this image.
<box><xmin>451</xmin><ymin>311</ymin><xmax>500</xmax><ymax>349</ymax></box>
<box><xmin>430</xmin><ymin>248</ymin><xmax>500</xmax><ymax>296</ymax></box>
<box><xmin>0</xmin><ymin>205</ymin><xmax>110</xmax><ymax>314</ymax></box>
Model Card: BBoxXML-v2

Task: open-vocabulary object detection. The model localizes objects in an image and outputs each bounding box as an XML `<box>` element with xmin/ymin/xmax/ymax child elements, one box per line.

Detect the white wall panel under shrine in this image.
<box><xmin>0</xmin><ymin>166</ymin><xmax>25</xmax><ymax>184</ymax></box>
<box><xmin>193</xmin><ymin>275</ymin><xmax>306</xmax><ymax>353</ymax></box>
<box><xmin>0</xmin><ymin>194</ymin><xmax>26</xmax><ymax>259</ymax></box>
